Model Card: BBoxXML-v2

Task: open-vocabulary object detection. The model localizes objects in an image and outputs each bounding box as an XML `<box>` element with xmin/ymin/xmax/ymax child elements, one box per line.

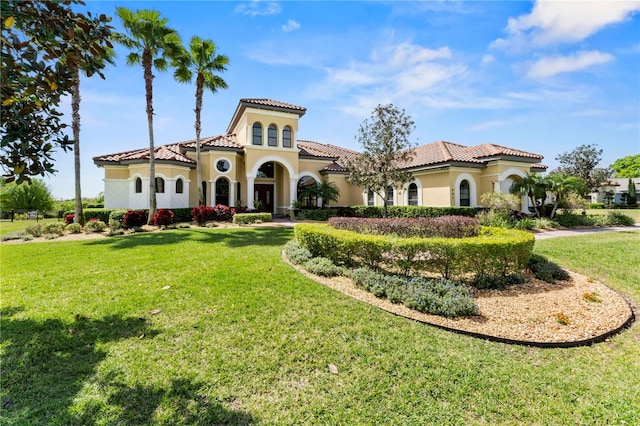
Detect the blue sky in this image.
<box><xmin>44</xmin><ymin>0</ymin><xmax>640</xmax><ymax>199</ymax></box>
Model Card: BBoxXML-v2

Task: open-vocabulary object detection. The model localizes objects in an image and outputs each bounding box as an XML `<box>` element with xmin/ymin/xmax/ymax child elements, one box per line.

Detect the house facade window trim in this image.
<box><xmin>252</xmin><ymin>122</ymin><xmax>263</xmax><ymax>145</ymax></box>
<box><xmin>155</xmin><ymin>177</ymin><xmax>165</xmax><ymax>194</ymax></box>
<box><xmin>134</xmin><ymin>176</ymin><xmax>142</xmax><ymax>194</ymax></box>
<box><xmin>175</xmin><ymin>178</ymin><xmax>183</xmax><ymax>194</ymax></box>
<box><xmin>282</xmin><ymin>125</ymin><xmax>292</xmax><ymax>148</ymax></box>
<box><xmin>216</xmin><ymin>158</ymin><xmax>232</xmax><ymax>174</ymax></box>
<box><xmin>454</xmin><ymin>173</ymin><xmax>477</xmax><ymax>207</ymax></box>
<box><xmin>268</xmin><ymin>124</ymin><xmax>277</xmax><ymax>147</ymax></box>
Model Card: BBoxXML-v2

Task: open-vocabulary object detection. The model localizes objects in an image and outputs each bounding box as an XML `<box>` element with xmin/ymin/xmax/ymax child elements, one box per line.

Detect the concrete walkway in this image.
<box><xmin>533</xmin><ymin>223</ymin><xmax>640</xmax><ymax>240</ymax></box>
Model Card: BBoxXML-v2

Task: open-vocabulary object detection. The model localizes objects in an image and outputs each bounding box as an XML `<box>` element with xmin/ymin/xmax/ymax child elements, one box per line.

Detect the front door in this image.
<box><xmin>254</xmin><ymin>184</ymin><xmax>274</xmax><ymax>212</ymax></box>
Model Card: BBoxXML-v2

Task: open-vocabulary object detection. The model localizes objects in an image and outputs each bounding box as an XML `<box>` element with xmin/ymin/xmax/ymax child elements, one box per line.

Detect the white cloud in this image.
<box><xmin>234</xmin><ymin>1</ymin><xmax>281</xmax><ymax>17</ymax></box>
<box><xmin>282</xmin><ymin>19</ymin><xmax>300</xmax><ymax>32</ymax></box>
<box><xmin>526</xmin><ymin>50</ymin><xmax>614</xmax><ymax>78</ymax></box>
<box><xmin>492</xmin><ymin>0</ymin><xmax>640</xmax><ymax>49</ymax></box>
<box><xmin>308</xmin><ymin>40</ymin><xmax>467</xmax><ymax>113</ymax></box>
<box><xmin>481</xmin><ymin>54</ymin><xmax>495</xmax><ymax>66</ymax></box>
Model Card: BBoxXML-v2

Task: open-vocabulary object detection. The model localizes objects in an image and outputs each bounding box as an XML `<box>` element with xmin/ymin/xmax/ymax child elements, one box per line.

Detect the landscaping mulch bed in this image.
<box><xmin>283</xmin><ymin>253</ymin><xmax>634</xmax><ymax>346</ymax></box>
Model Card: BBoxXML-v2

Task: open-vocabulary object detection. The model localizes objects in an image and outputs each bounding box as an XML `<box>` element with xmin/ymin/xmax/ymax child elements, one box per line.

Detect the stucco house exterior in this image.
<box><xmin>93</xmin><ymin>98</ymin><xmax>547</xmax><ymax>214</ymax></box>
<box><xmin>591</xmin><ymin>178</ymin><xmax>640</xmax><ymax>204</ymax></box>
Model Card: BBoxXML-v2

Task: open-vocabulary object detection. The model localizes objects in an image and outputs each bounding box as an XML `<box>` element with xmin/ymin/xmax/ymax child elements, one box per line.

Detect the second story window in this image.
<box><xmin>268</xmin><ymin>124</ymin><xmax>277</xmax><ymax>146</ymax></box>
<box><xmin>283</xmin><ymin>126</ymin><xmax>292</xmax><ymax>148</ymax></box>
<box><xmin>252</xmin><ymin>122</ymin><xmax>262</xmax><ymax>145</ymax></box>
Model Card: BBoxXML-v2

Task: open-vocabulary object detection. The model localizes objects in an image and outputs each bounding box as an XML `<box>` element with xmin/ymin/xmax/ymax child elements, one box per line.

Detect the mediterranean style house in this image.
<box><xmin>93</xmin><ymin>98</ymin><xmax>547</xmax><ymax>214</ymax></box>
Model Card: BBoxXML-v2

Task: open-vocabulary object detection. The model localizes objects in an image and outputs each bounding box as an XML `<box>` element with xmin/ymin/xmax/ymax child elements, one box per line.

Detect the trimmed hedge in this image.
<box><xmin>294</xmin><ymin>223</ymin><xmax>534</xmax><ymax>279</ymax></box>
<box><xmin>233</xmin><ymin>213</ymin><xmax>272</xmax><ymax>225</ymax></box>
<box><xmin>347</xmin><ymin>205</ymin><xmax>482</xmax><ymax>218</ymax></box>
<box><xmin>328</xmin><ymin>216</ymin><xmax>480</xmax><ymax>238</ymax></box>
<box><xmin>297</xmin><ymin>208</ymin><xmax>338</xmax><ymax>221</ymax></box>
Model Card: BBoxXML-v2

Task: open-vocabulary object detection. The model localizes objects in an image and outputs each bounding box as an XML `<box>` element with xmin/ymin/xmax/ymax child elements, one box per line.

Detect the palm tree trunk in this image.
<box><xmin>71</xmin><ymin>71</ymin><xmax>84</xmax><ymax>225</ymax></box>
<box><xmin>195</xmin><ymin>74</ymin><xmax>204</xmax><ymax>205</ymax></box>
<box><xmin>143</xmin><ymin>50</ymin><xmax>156</xmax><ymax>224</ymax></box>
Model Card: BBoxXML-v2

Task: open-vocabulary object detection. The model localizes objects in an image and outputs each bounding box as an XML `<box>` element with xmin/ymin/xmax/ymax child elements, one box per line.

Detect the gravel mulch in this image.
<box><xmin>283</xmin><ymin>252</ymin><xmax>635</xmax><ymax>345</ymax></box>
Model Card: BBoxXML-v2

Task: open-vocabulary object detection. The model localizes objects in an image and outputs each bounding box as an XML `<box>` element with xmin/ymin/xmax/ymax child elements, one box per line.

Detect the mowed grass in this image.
<box><xmin>585</xmin><ymin>208</ymin><xmax>640</xmax><ymax>223</ymax></box>
<box><xmin>1</xmin><ymin>227</ymin><xmax>639</xmax><ymax>425</ymax></box>
<box><xmin>0</xmin><ymin>218</ymin><xmax>61</xmax><ymax>236</ymax></box>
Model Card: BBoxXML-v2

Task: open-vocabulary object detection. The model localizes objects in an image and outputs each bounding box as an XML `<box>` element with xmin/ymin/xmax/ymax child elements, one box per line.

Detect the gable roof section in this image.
<box><xmin>227</xmin><ymin>98</ymin><xmax>307</xmax><ymax>134</ymax></box>
<box><xmin>93</xmin><ymin>134</ymin><xmax>242</xmax><ymax>167</ymax></box>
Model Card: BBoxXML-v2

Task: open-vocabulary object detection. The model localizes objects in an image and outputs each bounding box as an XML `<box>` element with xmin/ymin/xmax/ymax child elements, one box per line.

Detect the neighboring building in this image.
<box><xmin>591</xmin><ymin>178</ymin><xmax>640</xmax><ymax>204</ymax></box>
<box><xmin>93</xmin><ymin>98</ymin><xmax>547</xmax><ymax>213</ymax></box>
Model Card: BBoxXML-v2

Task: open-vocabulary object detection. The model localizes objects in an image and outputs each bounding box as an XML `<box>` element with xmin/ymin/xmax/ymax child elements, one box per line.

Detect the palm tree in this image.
<box><xmin>509</xmin><ymin>173</ymin><xmax>547</xmax><ymax>218</ymax></box>
<box><xmin>547</xmin><ymin>173</ymin><xmax>586</xmax><ymax>218</ymax></box>
<box><xmin>114</xmin><ymin>8</ymin><xmax>181</xmax><ymax>223</ymax></box>
<box><xmin>317</xmin><ymin>180</ymin><xmax>340</xmax><ymax>208</ymax></box>
<box><xmin>172</xmin><ymin>36</ymin><xmax>229</xmax><ymax>206</ymax></box>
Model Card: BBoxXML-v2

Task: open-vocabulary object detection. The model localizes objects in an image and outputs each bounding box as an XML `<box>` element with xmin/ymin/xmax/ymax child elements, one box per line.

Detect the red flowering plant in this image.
<box><xmin>64</xmin><ymin>214</ymin><xmax>75</xmax><ymax>225</ymax></box>
<box><xmin>153</xmin><ymin>209</ymin><xmax>174</xmax><ymax>226</ymax></box>
<box><xmin>192</xmin><ymin>205</ymin><xmax>214</xmax><ymax>226</ymax></box>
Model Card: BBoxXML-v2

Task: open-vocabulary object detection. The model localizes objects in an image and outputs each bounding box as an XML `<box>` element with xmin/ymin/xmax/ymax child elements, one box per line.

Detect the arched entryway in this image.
<box><xmin>247</xmin><ymin>157</ymin><xmax>297</xmax><ymax>214</ymax></box>
<box><xmin>297</xmin><ymin>176</ymin><xmax>318</xmax><ymax>207</ymax></box>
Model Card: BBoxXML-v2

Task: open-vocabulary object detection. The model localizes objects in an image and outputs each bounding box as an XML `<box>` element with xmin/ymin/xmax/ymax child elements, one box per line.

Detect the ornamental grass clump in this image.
<box><xmin>328</xmin><ymin>216</ymin><xmax>480</xmax><ymax>238</ymax></box>
<box><xmin>527</xmin><ymin>254</ymin><xmax>569</xmax><ymax>284</ymax></box>
<box><xmin>284</xmin><ymin>240</ymin><xmax>313</xmax><ymax>265</ymax></box>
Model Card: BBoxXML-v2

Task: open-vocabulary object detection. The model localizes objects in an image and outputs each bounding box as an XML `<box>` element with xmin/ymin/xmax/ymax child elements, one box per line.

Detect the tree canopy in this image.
<box><xmin>554</xmin><ymin>144</ymin><xmax>611</xmax><ymax>190</ymax></box>
<box><xmin>345</xmin><ymin>104</ymin><xmax>416</xmax><ymax>217</ymax></box>
<box><xmin>0</xmin><ymin>179</ymin><xmax>54</xmax><ymax>211</ymax></box>
<box><xmin>1</xmin><ymin>0</ymin><xmax>113</xmax><ymax>183</ymax></box>
<box><xmin>611</xmin><ymin>154</ymin><xmax>640</xmax><ymax>178</ymax></box>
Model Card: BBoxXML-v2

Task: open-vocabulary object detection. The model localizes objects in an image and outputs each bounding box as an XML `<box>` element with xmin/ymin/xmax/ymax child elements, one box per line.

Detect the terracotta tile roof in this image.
<box><xmin>297</xmin><ymin>140</ymin><xmax>360</xmax><ymax>172</ymax></box>
<box><xmin>400</xmin><ymin>141</ymin><xmax>543</xmax><ymax>169</ymax></box>
<box><xmin>93</xmin><ymin>134</ymin><xmax>242</xmax><ymax>166</ymax></box>
<box><xmin>240</xmin><ymin>98</ymin><xmax>307</xmax><ymax>114</ymax></box>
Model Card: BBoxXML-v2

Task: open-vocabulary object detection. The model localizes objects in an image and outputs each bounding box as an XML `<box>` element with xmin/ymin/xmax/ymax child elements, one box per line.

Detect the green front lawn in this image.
<box><xmin>585</xmin><ymin>208</ymin><xmax>640</xmax><ymax>223</ymax></box>
<box><xmin>1</xmin><ymin>228</ymin><xmax>639</xmax><ymax>425</ymax></box>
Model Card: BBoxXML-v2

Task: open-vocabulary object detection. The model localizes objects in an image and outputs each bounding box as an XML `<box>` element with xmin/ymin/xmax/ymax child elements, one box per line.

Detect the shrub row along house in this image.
<box><xmin>93</xmin><ymin>98</ymin><xmax>547</xmax><ymax>213</ymax></box>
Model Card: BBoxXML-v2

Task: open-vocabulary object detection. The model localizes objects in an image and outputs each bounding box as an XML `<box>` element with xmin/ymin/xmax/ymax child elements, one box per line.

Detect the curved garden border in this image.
<box><xmin>283</xmin><ymin>251</ymin><xmax>636</xmax><ymax>348</ymax></box>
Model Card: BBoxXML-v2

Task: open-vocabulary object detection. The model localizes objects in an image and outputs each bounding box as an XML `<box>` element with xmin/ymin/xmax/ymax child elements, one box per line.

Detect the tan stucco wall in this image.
<box><xmin>325</xmin><ymin>174</ymin><xmax>363</xmax><ymax>206</ymax></box>
<box><xmin>103</xmin><ymin>166</ymin><xmax>129</xmax><ymax>180</ymax></box>
<box><xmin>238</xmin><ymin>109</ymin><xmax>300</xmax><ymax>148</ymax></box>
<box><xmin>414</xmin><ymin>170</ymin><xmax>453</xmax><ymax>206</ymax></box>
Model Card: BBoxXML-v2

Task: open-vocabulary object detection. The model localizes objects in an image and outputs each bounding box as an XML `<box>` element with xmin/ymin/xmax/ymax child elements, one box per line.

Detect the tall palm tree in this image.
<box><xmin>509</xmin><ymin>173</ymin><xmax>547</xmax><ymax>218</ymax></box>
<box><xmin>70</xmin><ymin>49</ymin><xmax>114</xmax><ymax>225</ymax></box>
<box><xmin>173</xmin><ymin>36</ymin><xmax>229</xmax><ymax>206</ymax></box>
<box><xmin>114</xmin><ymin>8</ymin><xmax>181</xmax><ymax>223</ymax></box>
<box><xmin>317</xmin><ymin>180</ymin><xmax>340</xmax><ymax>208</ymax></box>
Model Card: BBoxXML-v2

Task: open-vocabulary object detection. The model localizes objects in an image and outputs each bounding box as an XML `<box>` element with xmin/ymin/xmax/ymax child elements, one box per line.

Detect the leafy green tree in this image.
<box><xmin>554</xmin><ymin>144</ymin><xmax>611</xmax><ymax>190</ymax></box>
<box><xmin>509</xmin><ymin>173</ymin><xmax>547</xmax><ymax>217</ymax></box>
<box><xmin>173</xmin><ymin>36</ymin><xmax>229</xmax><ymax>205</ymax></box>
<box><xmin>1</xmin><ymin>0</ymin><xmax>113</xmax><ymax>183</ymax></box>
<box><xmin>627</xmin><ymin>178</ymin><xmax>637</xmax><ymax>206</ymax></box>
<box><xmin>114</xmin><ymin>7</ymin><xmax>181</xmax><ymax>224</ymax></box>
<box><xmin>0</xmin><ymin>179</ymin><xmax>54</xmax><ymax>211</ymax></box>
<box><xmin>345</xmin><ymin>104</ymin><xmax>416</xmax><ymax>217</ymax></box>
<box><xmin>612</xmin><ymin>154</ymin><xmax>640</xmax><ymax>178</ymax></box>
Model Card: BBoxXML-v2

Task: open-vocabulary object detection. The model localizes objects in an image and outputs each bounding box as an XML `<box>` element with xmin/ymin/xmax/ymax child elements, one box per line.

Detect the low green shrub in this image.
<box><xmin>605</xmin><ymin>211</ymin><xmax>635</xmax><ymax>226</ymax></box>
<box><xmin>297</xmin><ymin>208</ymin><xmax>337</xmax><ymax>221</ymax></box>
<box><xmin>1</xmin><ymin>232</ymin><xmax>27</xmax><ymax>241</ymax></box>
<box><xmin>25</xmin><ymin>224</ymin><xmax>43</xmax><ymax>237</ymax></box>
<box><xmin>590</xmin><ymin>203</ymin><xmax>604</xmax><ymax>209</ymax></box>
<box><xmin>85</xmin><ymin>219</ymin><xmax>106</xmax><ymax>233</ymax></box>
<box><xmin>171</xmin><ymin>208</ymin><xmax>193</xmax><ymax>223</ymax></box>
<box><xmin>295</xmin><ymin>224</ymin><xmax>534</xmax><ymax>280</ymax></box>
<box><xmin>233</xmin><ymin>213</ymin><xmax>272</xmax><ymax>225</ymax></box>
<box><xmin>534</xmin><ymin>217</ymin><xmax>557</xmax><ymax>229</ymax></box>
<box><xmin>42</xmin><ymin>222</ymin><xmax>65</xmax><ymax>235</ymax></box>
<box><xmin>43</xmin><ymin>233</ymin><xmax>58</xmax><ymax>240</ymax></box>
<box><xmin>471</xmin><ymin>273</ymin><xmax>525</xmax><ymax>290</ymax></box>
<box><xmin>81</xmin><ymin>208</ymin><xmax>113</xmax><ymax>224</ymax></box>
<box><xmin>66</xmin><ymin>223</ymin><xmax>83</xmax><ymax>234</ymax></box>
<box><xmin>284</xmin><ymin>241</ymin><xmax>313</xmax><ymax>265</ymax></box>
<box><xmin>349</xmin><ymin>205</ymin><xmax>481</xmax><ymax>218</ymax></box>
<box><xmin>528</xmin><ymin>254</ymin><xmax>570</xmax><ymax>284</ymax></box>
<box><xmin>303</xmin><ymin>257</ymin><xmax>343</xmax><ymax>277</ymax></box>
<box><xmin>108</xmin><ymin>209</ymin><xmax>128</xmax><ymax>231</ymax></box>
<box><xmin>351</xmin><ymin>267</ymin><xmax>477</xmax><ymax>317</ymax></box>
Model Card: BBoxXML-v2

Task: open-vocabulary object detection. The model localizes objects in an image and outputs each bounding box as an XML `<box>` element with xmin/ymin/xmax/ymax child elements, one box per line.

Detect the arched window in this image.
<box><xmin>135</xmin><ymin>177</ymin><xmax>142</xmax><ymax>193</ymax></box>
<box><xmin>155</xmin><ymin>177</ymin><xmax>165</xmax><ymax>193</ymax></box>
<box><xmin>283</xmin><ymin>126</ymin><xmax>292</xmax><ymax>148</ymax></box>
<box><xmin>252</xmin><ymin>122</ymin><xmax>262</xmax><ymax>145</ymax></box>
<box><xmin>297</xmin><ymin>176</ymin><xmax>318</xmax><ymax>207</ymax></box>
<box><xmin>408</xmin><ymin>183</ymin><xmax>418</xmax><ymax>206</ymax></box>
<box><xmin>175</xmin><ymin>178</ymin><xmax>183</xmax><ymax>194</ymax></box>
<box><xmin>268</xmin><ymin>124</ymin><xmax>277</xmax><ymax>146</ymax></box>
<box><xmin>386</xmin><ymin>186</ymin><xmax>394</xmax><ymax>206</ymax></box>
<box><xmin>460</xmin><ymin>180</ymin><xmax>470</xmax><ymax>206</ymax></box>
<box><xmin>367</xmin><ymin>190</ymin><xmax>375</xmax><ymax>206</ymax></box>
<box><xmin>215</xmin><ymin>178</ymin><xmax>229</xmax><ymax>206</ymax></box>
